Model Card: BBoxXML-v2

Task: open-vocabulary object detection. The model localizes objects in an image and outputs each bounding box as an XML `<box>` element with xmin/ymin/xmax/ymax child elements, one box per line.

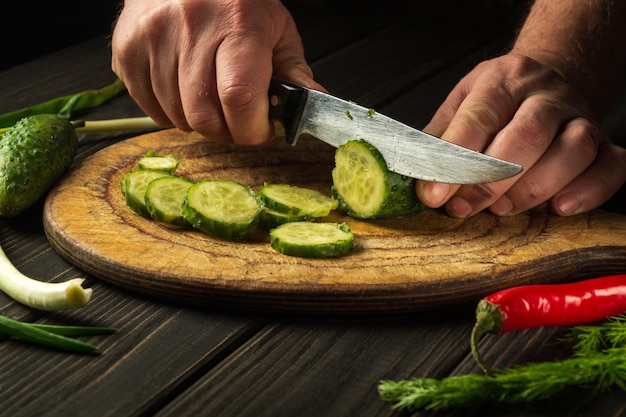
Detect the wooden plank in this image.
<box><xmin>153</xmin><ymin>310</ymin><xmax>476</xmax><ymax>417</ymax></box>
<box><xmin>0</xmin><ymin>296</ymin><xmax>269</xmax><ymax>417</ymax></box>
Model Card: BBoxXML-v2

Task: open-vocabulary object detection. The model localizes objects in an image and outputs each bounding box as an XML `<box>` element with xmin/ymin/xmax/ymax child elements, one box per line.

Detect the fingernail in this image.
<box><xmin>555</xmin><ymin>192</ymin><xmax>582</xmax><ymax>215</ymax></box>
<box><xmin>422</xmin><ymin>183</ymin><xmax>451</xmax><ymax>207</ymax></box>
<box><xmin>490</xmin><ymin>195</ymin><xmax>514</xmax><ymax>216</ymax></box>
<box><xmin>446</xmin><ymin>196</ymin><xmax>473</xmax><ymax>218</ymax></box>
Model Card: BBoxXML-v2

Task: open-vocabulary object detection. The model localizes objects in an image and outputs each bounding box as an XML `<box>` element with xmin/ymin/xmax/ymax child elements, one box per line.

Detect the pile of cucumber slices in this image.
<box><xmin>120</xmin><ymin>140</ymin><xmax>425</xmax><ymax>259</ymax></box>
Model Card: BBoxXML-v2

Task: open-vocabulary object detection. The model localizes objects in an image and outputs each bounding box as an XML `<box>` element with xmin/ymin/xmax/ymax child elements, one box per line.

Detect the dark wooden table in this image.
<box><xmin>3</xmin><ymin>2</ymin><xmax>626</xmax><ymax>416</ymax></box>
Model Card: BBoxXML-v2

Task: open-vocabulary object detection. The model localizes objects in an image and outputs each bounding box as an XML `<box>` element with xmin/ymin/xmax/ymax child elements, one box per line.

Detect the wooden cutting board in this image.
<box><xmin>43</xmin><ymin>129</ymin><xmax>626</xmax><ymax>314</ymax></box>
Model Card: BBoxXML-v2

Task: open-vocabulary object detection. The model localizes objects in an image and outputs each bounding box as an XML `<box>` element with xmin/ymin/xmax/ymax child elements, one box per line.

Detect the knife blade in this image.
<box><xmin>268</xmin><ymin>78</ymin><xmax>523</xmax><ymax>184</ymax></box>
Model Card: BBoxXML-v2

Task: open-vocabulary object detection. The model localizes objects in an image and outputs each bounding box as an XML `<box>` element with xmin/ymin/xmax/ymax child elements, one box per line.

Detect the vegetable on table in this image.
<box><xmin>0</xmin><ymin>114</ymin><xmax>78</xmax><ymax>217</ymax></box>
<box><xmin>0</xmin><ymin>243</ymin><xmax>92</xmax><ymax>311</ymax></box>
<box><xmin>379</xmin><ymin>315</ymin><xmax>626</xmax><ymax>411</ymax></box>
<box><xmin>471</xmin><ymin>274</ymin><xmax>626</xmax><ymax>374</ymax></box>
<box><xmin>0</xmin><ymin>314</ymin><xmax>116</xmax><ymax>353</ymax></box>
<box><xmin>0</xmin><ymin>78</ymin><xmax>125</xmax><ymax>129</ymax></box>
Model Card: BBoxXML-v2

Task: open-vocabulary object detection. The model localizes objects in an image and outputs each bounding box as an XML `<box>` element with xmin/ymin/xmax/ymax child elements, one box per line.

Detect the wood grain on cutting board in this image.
<box><xmin>43</xmin><ymin>129</ymin><xmax>626</xmax><ymax>314</ymax></box>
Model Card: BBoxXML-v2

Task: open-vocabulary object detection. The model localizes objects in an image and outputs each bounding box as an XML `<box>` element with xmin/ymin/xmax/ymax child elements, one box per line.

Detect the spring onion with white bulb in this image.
<box><xmin>0</xmin><ymin>244</ymin><xmax>92</xmax><ymax>311</ymax></box>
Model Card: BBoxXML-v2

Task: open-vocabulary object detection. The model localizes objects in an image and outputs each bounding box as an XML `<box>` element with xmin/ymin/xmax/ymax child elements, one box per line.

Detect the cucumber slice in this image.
<box><xmin>145</xmin><ymin>176</ymin><xmax>194</xmax><ymax>226</ymax></box>
<box><xmin>258</xmin><ymin>207</ymin><xmax>314</xmax><ymax>230</ymax></box>
<box><xmin>269</xmin><ymin>222</ymin><xmax>354</xmax><ymax>258</ymax></box>
<box><xmin>259</xmin><ymin>183</ymin><xmax>338</xmax><ymax>217</ymax></box>
<box><xmin>120</xmin><ymin>170</ymin><xmax>173</xmax><ymax>217</ymax></box>
<box><xmin>182</xmin><ymin>180</ymin><xmax>262</xmax><ymax>240</ymax></box>
<box><xmin>137</xmin><ymin>150</ymin><xmax>180</xmax><ymax>173</ymax></box>
<box><xmin>331</xmin><ymin>139</ymin><xmax>425</xmax><ymax>219</ymax></box>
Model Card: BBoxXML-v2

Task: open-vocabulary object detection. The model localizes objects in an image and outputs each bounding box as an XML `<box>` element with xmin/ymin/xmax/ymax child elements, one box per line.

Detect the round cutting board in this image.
<box><xmin>43</xmin><ymin>129</ymin><xmax>626</xmax><ymax>314</ymax></box>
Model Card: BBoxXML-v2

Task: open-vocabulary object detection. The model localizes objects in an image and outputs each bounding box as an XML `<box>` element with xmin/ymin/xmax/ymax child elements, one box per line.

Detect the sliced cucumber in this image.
<box><xmin>258</xmin><ymin>207</ymin><xmax>314</xmax><ymax>230</ymax></box>
<box><xmin>259</xmin><ymin>183</ymin><xmax>338</xmax><ymax>217</ymax></box>
<box><xmin>331</xmin><ymin>139</ymin><xmax>424</xmax><ymax>219</ymax></box>
<box><xmin>145</xmin><ymin>176</ymin><xmax>194</xmax><ymax>226</ymax></box>
<box><xmin>269</xmin><ymin>222</ymin><xmax>354</xmax><ymax>258</ymax></box>
<box><xmin>120</xmin><ymin>170</ymin><xmax>173</xmax><ymax>217</ymax></box>
<box><xmin>137</xmin><ymin>149</ymin><xmax>180</xmax><ymax>173</ymax></box>
<box><xmin>182</xmin><ymin>180</ymin><xmax>262</xmax><ymax>240</ymax></box>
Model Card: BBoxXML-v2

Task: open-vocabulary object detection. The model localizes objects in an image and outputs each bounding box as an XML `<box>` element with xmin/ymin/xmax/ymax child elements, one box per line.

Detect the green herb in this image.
<box><xmin>344</xmin><ymin>109</ymin><xmax>353</xmax><ymax>120</ymax></box>
<box><xmin>366</xmin><ymin>108</ymin><xmax>376</xmax><ymax>118</ymax></box>
<box><xmin>379</xmin><ymin>316</ymin><xmax>626</xmax><ymax>411</ymax></box>
<box><xmin>0</xmin><ymin>78</ymin><xmax>125</xmax><ymax>129</ymax></box>
<box><xmin>561</xmin><ymin>315</ymin><xmax>626</xmax><ymax>356</ymax></box>
<box><xmin>0</xmin><ymin>314</ymin><xmax>116</xmax><ymax>353</ymax></box>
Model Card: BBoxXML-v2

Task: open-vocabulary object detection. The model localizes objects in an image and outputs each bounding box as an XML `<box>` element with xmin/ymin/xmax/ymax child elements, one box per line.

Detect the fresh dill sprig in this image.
<box><xmin>379</xmin><ymin>348</ymin><xmax>626</xmax><ymax>411</ymax></box>
<box><xmin>562</xmin><ymin>315</ymin><xmax>626</xmax><ymax>356</ymax></box>
<box><xmin>379</xmin><ymin>316</ymin><xmax>626</xmax><ymax>411</ymax></box>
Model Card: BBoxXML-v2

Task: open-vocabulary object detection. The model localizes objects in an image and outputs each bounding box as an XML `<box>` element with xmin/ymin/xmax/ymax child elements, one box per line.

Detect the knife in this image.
<box><xmin>268</xmin><ymin>78</ymin><xmax>523</xmax><ymax>184</ymax></box>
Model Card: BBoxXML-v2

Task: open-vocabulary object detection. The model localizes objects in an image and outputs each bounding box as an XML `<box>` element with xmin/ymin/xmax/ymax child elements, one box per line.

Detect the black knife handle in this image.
<box><xmin>268</xmin><ymin>78</ymin><xmax>307</xmax><ymax>145</ymax></box>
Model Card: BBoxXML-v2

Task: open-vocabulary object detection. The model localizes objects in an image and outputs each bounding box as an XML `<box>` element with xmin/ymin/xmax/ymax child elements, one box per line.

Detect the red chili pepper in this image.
<box><xmin>470</xmin><ymin>274</ymin><xmax>626</xmax><ymax>374</ymax></box>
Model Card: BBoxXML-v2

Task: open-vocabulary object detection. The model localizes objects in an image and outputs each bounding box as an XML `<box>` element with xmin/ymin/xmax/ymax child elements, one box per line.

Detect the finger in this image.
<box><xmin>150</xmin><ymin>50</ymin><xmax>193</xmax><ymax>132</ymax></box>
<box><xmin>552</xmin><ymin>142</ymin><xmax>626</xmax><ymax>216</ymax></box>
<box><xmin>177</xmin><ymin>44</ymin><xmax>231</xmax><ymax>142</ymax></box>
<box><xmin>443</xmin><ymin>93</ymin><xmax>586</xmax><ymax>218</ymax></box>
<box><xmin>118</xmin><ymin>61</ymin><xmax>174</xmax><ymax>129</ymax></box>
<box><xmin>419</xmin><ymin>88</ymin><xmax>532</xmax><ymax>211</ymax></box>
<box><xmin>215</xmin><ymin>38</ymin><xmax>274</xmax><ymax>145</ymax></box>
<box><xmin>415</xmin><ymin>182</ymin><xmax>460</xmax><ymax>209</ymax></box>
<box><xmin>490</xmin><ymin>117</ymin><xmax>601</xmax><ymax>215</ymax></box>
<box><xmin>421</xmin><ymin>69</ymin><xmax>474</xmax><ymax>138</ymax></box>
<box><xmin>417</xmin><ymin>66</ymin><xmax>519</xmax><ymax>208</ymax></box>
<box><xmin>111</xmin><ymin>26</ymin><xmax>173</xmax><ymax>128</ymax></box>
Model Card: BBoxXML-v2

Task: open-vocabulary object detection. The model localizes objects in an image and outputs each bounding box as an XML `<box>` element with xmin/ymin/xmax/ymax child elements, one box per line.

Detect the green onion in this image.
<box><xmin>0</xmin><ymin>315</ymin><xmax>116</xmax><ymax>353</ymax></box>
<box><xmin>0</xmin><ymin>78</ymin><xmax>125</xmax><ymax>129</ymax></box>
<box><xmin>74</xmin><ymin>116</ymin><xmax>161</xmax><ymax>134</ymax></box>
<box><xmin>0</xmin><ymin>244</ymin><xmax>92</xmax><ymax>311</ymax></box>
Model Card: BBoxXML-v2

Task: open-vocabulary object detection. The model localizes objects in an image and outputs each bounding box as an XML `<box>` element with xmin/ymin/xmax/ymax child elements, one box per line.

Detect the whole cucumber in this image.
<box><xmin>0</xmin><ymin>114</ymin><xmax>77</xmax><ymax>217</ymax></box>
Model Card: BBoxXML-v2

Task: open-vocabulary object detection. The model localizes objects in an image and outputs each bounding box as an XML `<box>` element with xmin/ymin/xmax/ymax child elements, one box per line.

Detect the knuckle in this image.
<box><xmin>565</xmin><ymin>119</ymin><xmax>601</xmax><ymax>162</ymax></box>
<box><xmin>219</xmin><ymin>82</ymin><xmax>259</xmax><ymax>112</ymax></box>
<box><xmin>464</xmin><ymin>182</ymin><xmax>500</xmax><ymax>202</ymax></box>
<box><xmin>186</xmin><ymin>111</ymin><xmax>226</xmax><ymax>137</ymax></box>
<box><xmin>452</xmin><ymin>102</ymin><xmax>507</xmax><ymax>139</ymax></box>
<box><xmin>516</xmin><ymin>180</ymin><xmax>550</xmax><ymax>206</ymax></box>
<box><xmin>511</xmin><ymin>115</ymin><xmax>550</xmax><ymax>144</ymax></box>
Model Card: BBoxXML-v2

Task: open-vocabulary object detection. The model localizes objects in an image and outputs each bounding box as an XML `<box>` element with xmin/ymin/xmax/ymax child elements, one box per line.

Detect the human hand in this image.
<box><xmin>111</xmin><ymin>0</ymin><xmax>323</xmax><ymax>145</ymax></box>
<box><xmin>415</xmin><ymin>53</ymin><xmax>626</xmax><ymax>218</ymax></box>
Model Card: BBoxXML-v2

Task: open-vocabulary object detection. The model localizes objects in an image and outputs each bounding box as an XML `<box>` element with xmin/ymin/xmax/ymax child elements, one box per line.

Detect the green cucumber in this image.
<box><xmin>269</xmin><ymin>222</ymin><xmax>354</xmax><ymax>258</ymax></box>
<box><xmin>182</xmin><ymin>180</ymin><xmax>262</xmax><ymax>240</ymax></box>
<box><xmin>0</xmin><ymin>114</ymin><xmax>78</xmax><ymax>217</ymax></box>
<box><xmin>145</xmin><ymin>176</ymin><xmax>194</xmax><ymax>226</ymax></box>
<box><xmin>258</xmin><ymin>207</ymin><xmax>314</xmax><ymax>230</ymax></box>
<box><xmin>331</xmin><ymin>139</ymin><xmax>424</xmax><ymax>219</ymax></box>
<box><xmin>120</xmin><ymin>170</ymin><xmax>173</xmax><ymax>217</ymax></box>
<box><xmin>259</xmin><ymin>183</ymin><xmax>338</xmax><ymax>217</ymax></box>
<box><xmin>137</xmin><ymin>149</ymin><xmax>180</xmax><ymax>173</ymax></box>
